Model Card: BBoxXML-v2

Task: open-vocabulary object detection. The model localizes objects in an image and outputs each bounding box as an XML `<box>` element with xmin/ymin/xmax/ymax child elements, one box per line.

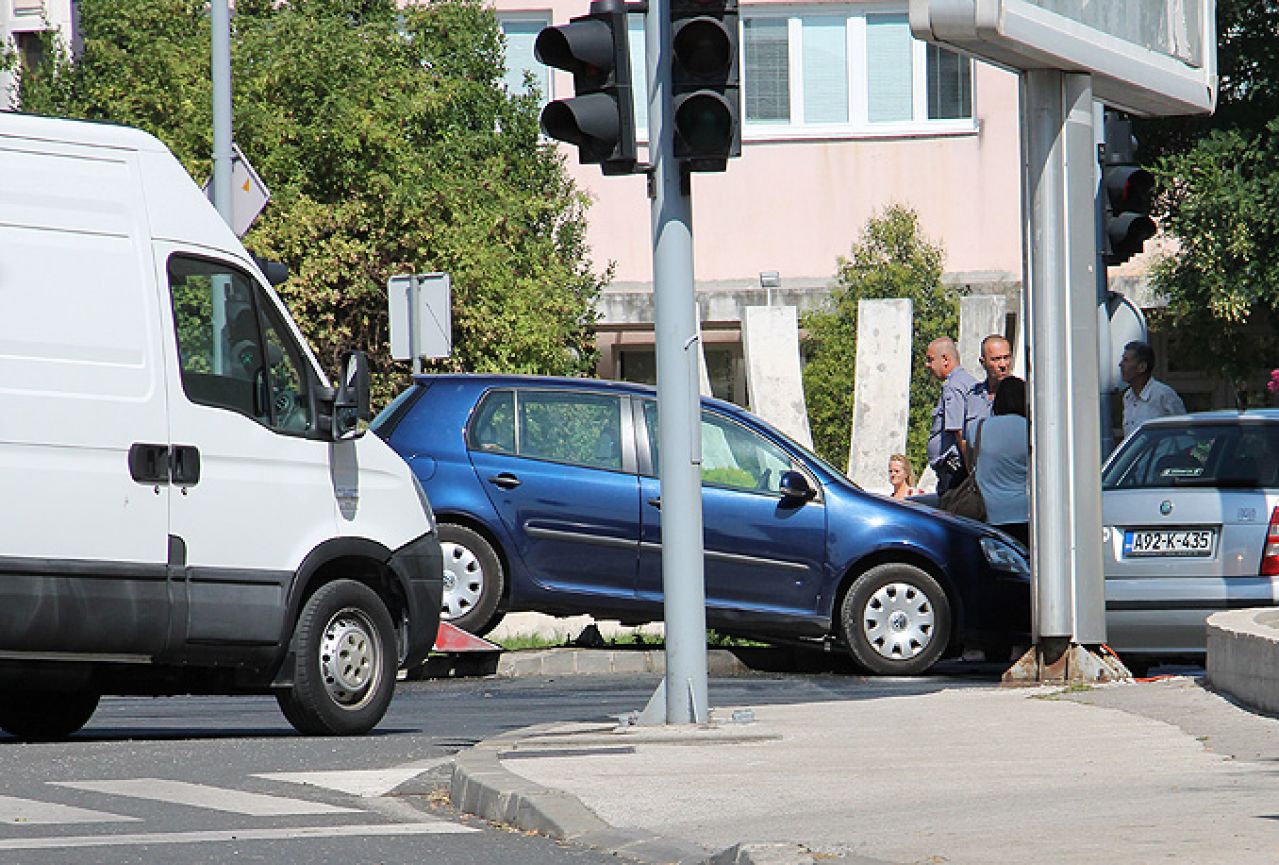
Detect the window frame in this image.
<box><xmin>739</xmin><ymin>4</ymin><xmax>977</xmax><ymax>142</ymax></box>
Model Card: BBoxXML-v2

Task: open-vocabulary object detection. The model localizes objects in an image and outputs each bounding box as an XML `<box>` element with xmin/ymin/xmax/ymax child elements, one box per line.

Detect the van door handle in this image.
<box><xmin>488</xmin><ymin>473</ymin><xmax>522</xmax><ymax>490</ymax></box>
<box><xmin>170</xmin><ymin>445</ymin><xmax>201</xmax><ymax>486</ymax></box>
<box><xmin>128</xmin><ymin>443</ymin><xmax>170</xmax><ymax>484</ymax></box>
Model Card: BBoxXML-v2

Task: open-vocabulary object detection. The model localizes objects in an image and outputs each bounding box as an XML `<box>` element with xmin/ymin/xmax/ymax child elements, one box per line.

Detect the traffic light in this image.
<box><xmin>670</xmin><ymin>0</ymin><xmax>740</xmax><ymax>172</ymax></box>
<box><xmin>535</xmin><ymin>0</ymin><xmax>637</xmax><ymax>176</ymax></box>
<box><xmin>1101</xmin><ymin>111</ymin><xmax>1156</xmax><ymax>267</ymax></box>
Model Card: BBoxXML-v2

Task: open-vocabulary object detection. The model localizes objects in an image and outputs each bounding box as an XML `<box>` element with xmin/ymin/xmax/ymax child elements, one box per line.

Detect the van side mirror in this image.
<box><xmin>331</xmin><ymin>351</ymin><xmax>371</xmax><ymax>440</ymax></box>
<box><xmin>779</xmin><ymin>470</ymin><xmax>816</xmax><ymax>502</ymax></box>
<box><xmin>251</xmin><ymin>255</ymin><xmax>290</xmax><ymax>286</ymax></box>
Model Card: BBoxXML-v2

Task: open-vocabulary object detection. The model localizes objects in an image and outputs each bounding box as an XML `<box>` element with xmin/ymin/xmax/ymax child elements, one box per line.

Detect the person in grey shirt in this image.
<box><xmin>974</xmin><ymin>376</ymin><xmax>1029</xmax><ymax>547</ymax></box>
<box><xmin>925</xmin><ymin>337</ymin><xmax>979</xmax><ymax>494</ymax></box>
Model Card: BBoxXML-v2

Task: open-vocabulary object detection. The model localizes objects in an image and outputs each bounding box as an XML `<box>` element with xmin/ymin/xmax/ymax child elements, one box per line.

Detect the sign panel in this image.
<box><xmin>908</xmin><ymin>0</ymin><xmax>1216</xmax><ymax>116</ymax></box>
<box><xmin>388</xmin><ymin>273</ymin><xmax>452</xmax><ymax>361</ymax></box>
<box><xmin>201</xmin><ymin>143</ymin><xmax>271</xmax><ymax>237</ymax></box>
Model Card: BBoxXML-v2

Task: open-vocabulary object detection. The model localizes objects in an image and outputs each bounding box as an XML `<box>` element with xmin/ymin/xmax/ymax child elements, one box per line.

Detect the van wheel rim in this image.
<box><xmin>440</xmin><ymin>541</ymin><xmax>484</xmax><ymax>620</ymax></box>
<box><xmin>862</xmin><ymin>582</ymin><xmax>934</xmax><ymax>661</ymax></box>
<box><xmin>319</xmin><ymin>607</ymin><xmax>380</xmax><ymax>708</ymax></box>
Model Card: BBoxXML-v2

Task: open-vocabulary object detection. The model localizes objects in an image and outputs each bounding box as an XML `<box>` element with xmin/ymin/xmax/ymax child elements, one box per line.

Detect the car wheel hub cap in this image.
<box><xmin>863</xmin><ymin>582</ymin><xmax>934</xmax><ymax>661</ymax></box>
<box><xmin>440</xmin><ymin>541</ymin><xmax>485</xmax><ymax>620</ymax></box>
<box><xmin>319</xmin><ymin>608</ymin><xmax>379</xmax><ymax>708</ymax></box>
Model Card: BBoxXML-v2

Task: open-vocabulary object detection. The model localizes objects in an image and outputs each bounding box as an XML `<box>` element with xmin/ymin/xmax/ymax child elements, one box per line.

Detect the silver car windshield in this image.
<box><xmin>1103</xmin><ymin>422</ymin><xmax>1279</xmax><ymax>490</ymax></box>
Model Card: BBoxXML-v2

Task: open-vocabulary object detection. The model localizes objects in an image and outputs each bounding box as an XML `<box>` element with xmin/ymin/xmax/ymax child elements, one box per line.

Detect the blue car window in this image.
<box><xmin>517</xmin><ymin>390</ymin><xmax>623</xmax><ymax>471</ymax></box>
<box><xmin>468</xmin><ymin>389</ymin><xmax>516</xmax><ymax>454</ymax></box>
<box><xmin>643</xmin><ymin>401</ymin><xmax>793</xmax><ymax>493</ymax></box>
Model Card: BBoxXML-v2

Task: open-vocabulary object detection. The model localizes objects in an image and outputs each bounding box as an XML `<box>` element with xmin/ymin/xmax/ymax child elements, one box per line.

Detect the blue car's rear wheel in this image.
<box><xmin>438</xmin><ymin>524</ymin><xmax>505</xmax><ymax>636</ymax></box>
<box><xmin>841</xmin><ymin>563</ymin><xmax>950</xmax><ymax>675</ymax></box>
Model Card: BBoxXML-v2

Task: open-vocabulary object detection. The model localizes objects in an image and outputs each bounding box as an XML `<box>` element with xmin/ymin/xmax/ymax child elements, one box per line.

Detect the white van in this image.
<box><xmin>0</xmin><ymin>113</ymin><xmax>443</xmax><ymax>738</ymax></box>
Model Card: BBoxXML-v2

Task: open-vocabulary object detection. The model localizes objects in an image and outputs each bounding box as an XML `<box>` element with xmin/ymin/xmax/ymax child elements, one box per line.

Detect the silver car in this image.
<box><xmin>1102</xmin><ymin>410</ymin><xmax>1279</xmax><ymax>659</ymax></box>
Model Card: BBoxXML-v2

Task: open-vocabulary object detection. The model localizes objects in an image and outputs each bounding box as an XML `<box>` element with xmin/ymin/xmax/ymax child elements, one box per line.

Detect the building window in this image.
<box><xmin>498</xmin><ymin>17</ymin><xmax>550</xmax><ymax>99</ymax></box>
<box><xmin>740</xmin><ymin>7</ymin><xmax>974</xmax><ymax>137</ymax></box>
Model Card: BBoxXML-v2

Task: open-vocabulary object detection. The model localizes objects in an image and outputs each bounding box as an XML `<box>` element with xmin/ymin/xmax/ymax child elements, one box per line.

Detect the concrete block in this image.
<box><xmin>958</xmin><ymin>294</ymin><xmax>1007</xmax><ymax>373</ymax></box>
<box><xmin>848</xmin><ymin>299</ymin><xmax>912</xmax><ymax>490</ymax></box>
<box><xmin>741</xmin><ymin>306</ymin><xmax>812</xmax><ymax>449</ymax></box>
<box><xmin>1207</xmin><ymin>608</ymin><xmax>1279</xmax><ymax>715</ymax></box>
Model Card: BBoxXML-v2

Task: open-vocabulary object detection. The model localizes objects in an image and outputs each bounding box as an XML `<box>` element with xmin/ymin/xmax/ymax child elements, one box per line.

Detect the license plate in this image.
<box><xmin>1122</xmin><ymin>528</ymin><xmax>1216</xmax><ymax>558</ymax></box>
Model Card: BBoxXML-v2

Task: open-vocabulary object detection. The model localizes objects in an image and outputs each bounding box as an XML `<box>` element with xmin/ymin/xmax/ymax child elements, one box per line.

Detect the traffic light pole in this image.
<box><xmin>1012</xmin><ymin>70</ymin><xmax>1112</xmax><ymax>679</ymax></box>
<box><xmin>642</xmin><ymin>0</ymin><xmax>710</xmax><ymax>725</ymax></box>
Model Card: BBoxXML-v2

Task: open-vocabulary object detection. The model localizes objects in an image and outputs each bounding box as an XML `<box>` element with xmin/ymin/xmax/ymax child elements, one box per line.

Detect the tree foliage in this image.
<box><xmin>16</xmin><ymin>0</ymin><xmax>603</xmax><ymax>406</ymax></box>
<box><xmin>1142</xmin><ymin>3</ymin><xmax>1279</xmax><ymax>400</ymax></box>
<box><xmin>801</xmin><ymin>206</ymin><xmax>959</xmax><ymax>471</ymax></box>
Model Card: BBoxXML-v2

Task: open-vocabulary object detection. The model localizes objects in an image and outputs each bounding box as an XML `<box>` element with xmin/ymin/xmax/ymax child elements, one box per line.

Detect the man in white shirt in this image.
<box><xmin>1119</xmin><ymin>340</ymin><xmax>1186</xmax><ymax>440</ymax></box>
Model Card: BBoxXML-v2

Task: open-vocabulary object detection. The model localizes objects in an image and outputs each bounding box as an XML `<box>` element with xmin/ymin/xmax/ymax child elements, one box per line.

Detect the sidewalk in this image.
<box><xmin>451</xmin><ymin>675</ymin><xmax>1279</xmax><ymax>865</ymax></box>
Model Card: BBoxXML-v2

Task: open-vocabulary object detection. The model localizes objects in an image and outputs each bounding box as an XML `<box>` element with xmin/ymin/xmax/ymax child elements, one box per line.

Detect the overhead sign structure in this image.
<box><xmin>908</xmin><ymin>0</ymin><xmax>1217</xmax><ymax>116</ymax></box>
<box><xmin>388</xmin><ymin>273</ymin><xmax>452</xmax><ymax>370</ymax></box>
<box><xmin>202</xmin><ymin>143</ymin><xmax>271</xmax><ymax>237</ymax></box>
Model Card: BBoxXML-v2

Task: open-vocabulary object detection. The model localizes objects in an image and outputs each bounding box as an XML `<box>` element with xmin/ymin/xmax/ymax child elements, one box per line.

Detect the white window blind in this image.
<box><xmin>801</xmin><ymin>17</ymin><xmax>848</xmax><ymax>124</ymax></box>
<box><xmin>499</xmin><ymin>20</ymin><xmax>548</xmax><ymax>98</ymax></box>
<box><xmin>744</xmin><ymin>18</ymin><xmax>790</xmax><ymax>122</ymax></box>
<box><xmin>865</xmin><ymin>14</ymin><xmax>912</xmax><ymax>123</ymax></box>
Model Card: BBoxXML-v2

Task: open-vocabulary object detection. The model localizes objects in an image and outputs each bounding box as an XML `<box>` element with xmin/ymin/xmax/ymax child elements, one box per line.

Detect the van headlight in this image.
<box><xmin>980</xmin><ymin>537</ymin><xmax>1029</xmax><ymax>575</ymax></box>
<box><xmin>411</xmin><ymin>474</ymin><xmax>437</xmax><ymax>534</ymax></box>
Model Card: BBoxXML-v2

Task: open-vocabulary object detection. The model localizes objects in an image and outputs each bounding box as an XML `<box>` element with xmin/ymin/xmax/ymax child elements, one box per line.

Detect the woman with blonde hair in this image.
<box><xmin>888</xmin><ymin>453</ymin><xmax>923</xmax><ymax>500</ymax></box>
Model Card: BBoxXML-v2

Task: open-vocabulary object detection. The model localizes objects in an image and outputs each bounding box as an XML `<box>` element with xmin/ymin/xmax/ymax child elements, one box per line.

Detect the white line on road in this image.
<box><xmin>0</xmin><ymin>821</ymin><xmax>478</xmax><ymax>851</ymax></box>
<box><xmin>0</xmin><ymin>795</ymin><xmax>139</xmax><ymax>826</ymax></box>
<box><xmin>254</xmin><ymin>766</ymin><xmax>435</xmax><ymax>798</ymax></box>
<box><xmin>49</xmin><ymin>779</ymin><xmax>359</xmax><ymax>816</ymax></box>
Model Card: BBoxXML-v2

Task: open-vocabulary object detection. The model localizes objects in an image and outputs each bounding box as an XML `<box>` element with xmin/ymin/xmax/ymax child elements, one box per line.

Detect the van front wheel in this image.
<box><xmin>277</xmin><ymin>579</ymin><xmax>396</xmax><ymax>736</ymax></box>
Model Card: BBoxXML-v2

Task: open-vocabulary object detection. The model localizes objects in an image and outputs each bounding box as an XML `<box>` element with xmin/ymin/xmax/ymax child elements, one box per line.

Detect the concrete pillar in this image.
<box><xmin>848</xmin><ymin>299</ymin><xmax>913</xmax><ymax>491</ymax></box>
<box><xmin>741</xmin><ymin>306</ymin><xmax>812</xmax><ymax>449</ymax></box>
<box><xmin>958</xmin><ymin>295</ymin><xmax>1008</xmax><ymax>375</ymax></box>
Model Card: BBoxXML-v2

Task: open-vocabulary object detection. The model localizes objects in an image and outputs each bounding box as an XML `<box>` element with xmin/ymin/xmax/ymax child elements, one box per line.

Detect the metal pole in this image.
<box><xmin>210</xmin><ymin>0</ymin><xmax>233</xmax><ymax>228</ymax></box>
<box><xmin>646</xmin><ymin>0</ymin><xmax>709</xmax><ymax>725</ymax></box>
<box><xmin>409</xmin><ymin>275</ymin><xmax>423</xmax><ymax>375</ymax></box>
<box><xmin>1023</xmin><ymin>70</ymin><xmax>1107</xmax><ymax>649</ymax></box>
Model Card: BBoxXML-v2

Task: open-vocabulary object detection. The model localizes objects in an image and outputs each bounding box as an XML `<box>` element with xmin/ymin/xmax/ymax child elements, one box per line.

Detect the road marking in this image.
<box><xmin>49</xmin><ymin>780</ymin><xmax>359</xmax><ymax>816</ymax></box>
<box><xmin>0</xmin><ymin>795</ymin><xmax>139</xmax><ymax>826</ymax></box>
<box><xmin>0</xmin><ymin>821</ymin><xmax>478</xmax><ymax>850</ymax></box>
<box><xmin>255</xmin><ymin>764</ymin><xmax>442</xmax><ymax>798</ymax></box>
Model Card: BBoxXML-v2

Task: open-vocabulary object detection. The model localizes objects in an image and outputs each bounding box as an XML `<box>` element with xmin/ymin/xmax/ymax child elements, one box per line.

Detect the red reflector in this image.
<box><xmin>1261</xmin><ymin>507</ymin><xmax>1279</xmax><ymax>576</ymax></box>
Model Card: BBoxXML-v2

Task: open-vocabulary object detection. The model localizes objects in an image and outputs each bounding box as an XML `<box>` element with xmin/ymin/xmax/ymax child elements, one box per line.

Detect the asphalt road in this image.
<box><xmin>0</xmin><ymin>658</ymin><xmax>1140</xmax><ymax>865</ymax></box>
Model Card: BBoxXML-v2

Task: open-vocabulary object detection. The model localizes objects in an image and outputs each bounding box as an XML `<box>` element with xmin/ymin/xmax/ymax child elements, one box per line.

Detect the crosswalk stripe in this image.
<box><xmin>254</xmin><ymin>765</ymin><xmax>439</xmax><ymax>798</ymax></box>
<box><xmin>50</xmin><ymin>779</ymin><xmax>359</xmax><ymax>816</ymax></box>
<box><xmin>0</xmin><ymin>795</ymin><xmax>139</xmax><ymax>826</ymax></box>
<box><xmin>0</xmin><ymin>821</ymin><xmax>478</xmax><ymax>850</ymax></box>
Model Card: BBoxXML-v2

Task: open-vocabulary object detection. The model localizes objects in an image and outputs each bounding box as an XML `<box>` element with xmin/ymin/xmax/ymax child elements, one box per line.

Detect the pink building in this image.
<box><xmin>496</xmin><ymin>0</ymin><xmax>1024</xmax><ymax>399</ymax></box>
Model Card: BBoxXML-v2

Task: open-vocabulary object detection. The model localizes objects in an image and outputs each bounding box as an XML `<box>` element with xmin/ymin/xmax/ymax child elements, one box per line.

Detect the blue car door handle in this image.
<box><xmin>647</xmin><ymin>497</ymin><xmax>661</xmax><ymax>509</ymax></box>
<box><xmin>488</xmin><ymin>472</ymin><xmax>522</xmax><ymax>490</ymax></box>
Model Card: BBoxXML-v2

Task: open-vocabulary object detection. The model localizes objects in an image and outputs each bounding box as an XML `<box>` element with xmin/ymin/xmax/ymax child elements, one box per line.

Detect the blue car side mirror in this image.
<box><xmin>779</xmin><ymin>470</ymin><xmax>816</xmax><ymax>502</ymax></box>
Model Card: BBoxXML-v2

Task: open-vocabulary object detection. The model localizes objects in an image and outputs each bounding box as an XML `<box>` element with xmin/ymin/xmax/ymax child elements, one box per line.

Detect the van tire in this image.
<box><xmin>0</xmin><ymin>689</ymin><xmax>99</xmax><ymax>741</ymax></box>
<box><xmin>438</xmin><ymin>524</ymin><xmax>505</xmax><ymax>636</ymax></box>
<box><xmin>277</xmin><ymin>579</ymin><xmax>396</xmax><ymax>736</ymax></box>
<box><xmin>840</xmin><ymin>563</ymin><xmax>950</xmax><ymax>676</ymax></box>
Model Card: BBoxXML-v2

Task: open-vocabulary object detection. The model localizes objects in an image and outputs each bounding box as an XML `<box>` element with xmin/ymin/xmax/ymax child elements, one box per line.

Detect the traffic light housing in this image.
<box><xmin>670</xmin><ymin>0</ymin><xmax>740</xmax><ymax>172</ymax></box>
<box><xmin>535</xmin><ymin>0</ymin><xmax>637</xmax><ymax>176</ymax></box>
<box><xmin>1101</xmin><ymin>111</ymin><xmax>1156</xmax><ymax>267</ymax></box>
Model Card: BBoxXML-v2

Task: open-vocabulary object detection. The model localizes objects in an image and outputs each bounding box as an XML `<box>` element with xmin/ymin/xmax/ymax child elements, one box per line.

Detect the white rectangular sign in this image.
<box><xmin>909</xmin><ymin>0</ymin><xmax>1216</xmax><ymax>116</ymax></box>
<box><xmin>388</xmin><ymin>273</ymin><xmax>452</xmax><ymax>361</ymax></box>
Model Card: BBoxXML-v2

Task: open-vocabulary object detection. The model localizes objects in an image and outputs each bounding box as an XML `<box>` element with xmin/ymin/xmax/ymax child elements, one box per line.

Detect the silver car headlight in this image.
<box><xmin>410</xmin><ymin>474</ymin><xmax>437</xmax><ymax>534</ymax></box>
<box><xmin>980</xmin><ymin>537</ymin><xmax>1029</xmax><ymax>575</ymax></box>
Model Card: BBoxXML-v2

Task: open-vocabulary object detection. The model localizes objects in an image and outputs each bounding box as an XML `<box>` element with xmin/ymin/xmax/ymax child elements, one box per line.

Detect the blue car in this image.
<box><xmin>373</xmin><ymin>374</ymin><xmax>1029</xmax><ymax>674</ymax></box>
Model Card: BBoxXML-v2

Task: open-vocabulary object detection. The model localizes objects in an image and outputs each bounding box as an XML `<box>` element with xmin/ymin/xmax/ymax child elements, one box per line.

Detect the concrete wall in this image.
<box><xmin>741</xmin><ymin>306</ymin><xmax>812</xmax><ymax>449</ymax></box>
<box><xmin>847</xmin><ymin>299</ymin><xmax>913</xmax><ymax>489</ymax></box>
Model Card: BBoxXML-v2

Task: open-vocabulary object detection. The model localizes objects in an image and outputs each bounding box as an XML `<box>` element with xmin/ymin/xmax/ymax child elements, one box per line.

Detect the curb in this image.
<box><xmin>1206</xmin><ymin>608</ymin><xmax>1279</xmax><ymax>714</ymax></box>
<box><xmin>448</xmin><ymin>721</ymin><xmax>845</xmax><ymax>865</ymax></box>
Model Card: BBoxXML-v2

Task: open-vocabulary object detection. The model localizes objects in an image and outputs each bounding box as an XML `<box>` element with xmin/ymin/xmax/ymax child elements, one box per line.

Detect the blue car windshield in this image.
<box><xmin>1103</xmin><ymin>422</ymin><xmax>1279</xmax><ymax>490</ymax></box>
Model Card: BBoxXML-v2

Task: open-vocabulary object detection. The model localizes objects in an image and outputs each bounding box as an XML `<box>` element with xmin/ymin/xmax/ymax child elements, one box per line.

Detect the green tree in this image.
<box><xmin>16</xmin><ymin>0</ymin><xmax>603</xmax><ymax>406</ymax></box>
<box><xmin>1139</xmin><ymin>3</ymin><xmax>1279</xmax><ymax>403</ymax></box>
<box><xmin>801</xmin><ymin>206</ymin><xmax>960</xmax><ymax>471</ymax></box>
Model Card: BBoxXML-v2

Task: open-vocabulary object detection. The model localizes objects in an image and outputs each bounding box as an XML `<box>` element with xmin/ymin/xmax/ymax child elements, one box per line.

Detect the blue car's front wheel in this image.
<box><xmin>841</xmin><ymin>563</ymin><xmax>951</xmax><ymax>675</ymax></box>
